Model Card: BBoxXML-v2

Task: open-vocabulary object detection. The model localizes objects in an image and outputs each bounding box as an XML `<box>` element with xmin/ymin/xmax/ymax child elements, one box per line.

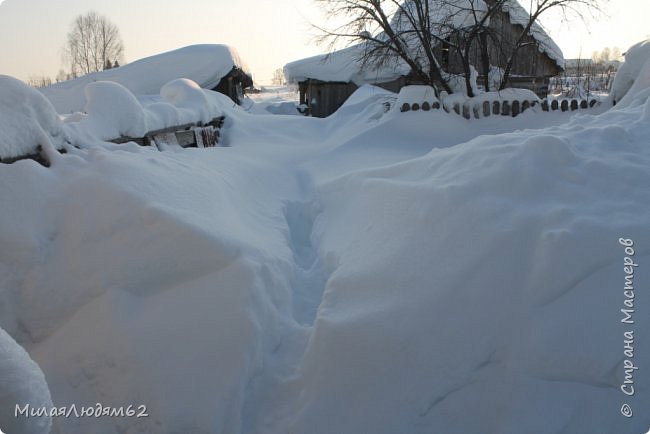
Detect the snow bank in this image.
<box><xmin>0</xmin><ymin>327</ymin><xmax>52</xmax><ymax>434</ymax></box>
<box><xmin>1</xmin><ymin>59</ymin><xmax>648</xmax><ymax>434</ymax></box>
<box><xmin>0</xmin><ymin>144</ymin><xmax>301</xmax><ymax>433</ymax></box>
<box><xmin>611</xmin><ymin>39</ymin><xmax>650</xmax><ymax>105</ymax></box>
<box><xmin>283</xmin><ymin>95</ymin><xmax>650</xmax><ymax>434</ymax></box>
<box><xmin>0</xmin><ymin>75</ymin><xmax>67</xmax><ymax>160</ymax></box>
<box><xmin>40</xmin><ymin>44</ymin><xmax>249</xmax><ymax>114</ymax></box>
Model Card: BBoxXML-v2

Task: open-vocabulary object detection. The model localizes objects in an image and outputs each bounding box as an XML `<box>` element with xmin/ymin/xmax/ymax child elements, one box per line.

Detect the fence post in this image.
<box><xmin>462</xmin><ymin>104</ymin><xmax>470</xmax><ymax>119</ymax></box>
<box><xmin>512</xmin><ymin>100</ymin><xmax>520</xmax><ymax>117</ymax></box>
<box><xmin>561</xmin><ymin>100</ymin><xmax>569</xmax><ymax>112</ymax></box>
<box><xmin>501</xmin><ymin>100</ymin><xmax>511</xmax><ymax>116</ymax></box>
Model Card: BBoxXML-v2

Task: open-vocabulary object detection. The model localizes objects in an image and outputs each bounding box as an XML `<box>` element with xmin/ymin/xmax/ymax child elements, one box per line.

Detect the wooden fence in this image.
<box><xmin>1</xmin><ymin>116</ymin><xmax>226</xmax><ymax>167</ymax></box>
<box><xmin>109</xmin><ymin>116</ymin><xmax>225</xmax><ymax>149</ymax></box>
<box><xmin>400</xmin><ymin>98</ymin><xmax>601</xmax><ymax>119</ymax></box>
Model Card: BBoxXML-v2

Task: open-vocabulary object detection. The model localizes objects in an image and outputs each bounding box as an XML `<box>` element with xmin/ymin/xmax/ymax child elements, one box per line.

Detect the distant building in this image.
<box><xmin>40</xmin><ymin>45</ymin><xmax>253</xmax><ymax>114</ymax></box>
<box><xmin>285</xmin><ymin>0</ymin><xmax>564</xmax><ymax>117</ymax></box>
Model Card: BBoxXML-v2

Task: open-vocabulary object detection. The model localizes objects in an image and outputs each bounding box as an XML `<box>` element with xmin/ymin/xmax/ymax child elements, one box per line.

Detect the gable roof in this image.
<box><xmin>500</xmin><ymin>1</ymin><xmax>564</xmax><ymax>68</ymax></box>
<box><xmin>40</xmin><ymin>44</ymin><xmax>251</xmax><ymax>114</ymax></box>
<box><xmin>285</xmin><ymin>0</ymin><xmax>564</xmax><ymax>84</ymax></box>
<box><xmin>393</xmin><ymin>0</ymin><xmax>564</xmax><ymax>68</ymax></box>
<box><xmin>284</xmin><ymin>44</ymin><xmax>410</xmax><ymax>86</ymax></box>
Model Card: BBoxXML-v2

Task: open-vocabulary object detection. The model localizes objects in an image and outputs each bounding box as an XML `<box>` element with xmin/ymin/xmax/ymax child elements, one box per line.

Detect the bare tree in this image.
<box><xmin>63</xmin><ymin>11</ymin><xmax>125</xmax><ymax>77</ymax></box>
<box><xmin>55</xmin><ymin>69</ymin><xmax>68</xmax><ymax>83</ymax></box>
<box><xmin>498</xmin><ymin>0</ymin><xmax>602</xmax><ymax>90</ymax></box>
<box><xmin>27</xmin><ymin>76</ymin><xmax>52</xmax><ymax>88</ymax></box>
<box><xmin>272</xmin><ymin>68</ymin><xmax>285</xmax><ymax>85</ymax></box>
<box><xmin>315</xmin><ymin>0</ymin><xmax>603</xmax><ymax>96</ymax></box>
<box><xmin>314</xmin><ymin>0</ymin><xmax>455</xmax><ymax>94</ymax></box>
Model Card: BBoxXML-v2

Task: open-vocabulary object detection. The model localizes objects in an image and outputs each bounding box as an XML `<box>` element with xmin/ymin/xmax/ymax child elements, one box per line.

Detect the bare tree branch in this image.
<box><xmin>63</xmin><ymin>11</ymin><xmax>125</xmax><ymax>78</ymax></box>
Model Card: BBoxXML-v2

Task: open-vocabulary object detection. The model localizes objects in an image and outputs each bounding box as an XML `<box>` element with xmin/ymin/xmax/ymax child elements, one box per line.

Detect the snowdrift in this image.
<box><xmin>286</xmin><ymin>106</ymin><xmax>650</xmax><ymax>434</ymax></box>
<box><xmin>1</xmin><ymin>39</ymin><xmax>650</xmax><ymax>434</ymax></box>
<box><xmin>611</xmin><ymin>39</ymin><xmax>650</xmax><ymax>108</ymax></box>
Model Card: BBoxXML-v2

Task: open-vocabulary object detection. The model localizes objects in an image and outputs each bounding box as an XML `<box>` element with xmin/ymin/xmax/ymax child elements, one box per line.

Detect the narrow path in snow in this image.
<box><xmin>283</xmin><ymin>198</ymin><xmax>328</xmax><ymax>326</ymax></box>
<box><xmin>242</xmin><ymin>170</ymin><xmax>331</xmax><ymax>433</ymax></box>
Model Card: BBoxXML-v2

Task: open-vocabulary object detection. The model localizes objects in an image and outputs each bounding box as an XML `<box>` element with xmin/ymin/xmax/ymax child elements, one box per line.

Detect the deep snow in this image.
<box><xmin>39</xmin><ymin>44</ymin><xmax>248</xmax><ymax>114</ymax></box>
<box><xmin>1</xmin><ymin>42</ymin><xmax>650</xmax><ymax>434</ymax></box>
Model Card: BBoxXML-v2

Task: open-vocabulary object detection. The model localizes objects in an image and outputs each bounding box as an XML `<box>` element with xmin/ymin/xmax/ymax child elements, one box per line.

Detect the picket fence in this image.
<box><xmin>400</xmin><ymin>97</ymin><xmax>602</xmax><ymax>119</ymax></box>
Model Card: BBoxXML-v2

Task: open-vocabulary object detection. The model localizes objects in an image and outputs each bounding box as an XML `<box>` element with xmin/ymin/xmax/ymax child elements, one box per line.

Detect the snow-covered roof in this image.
<box><xmin>392</xmin><ymin>0</ymin><xmax>490</xmax><ymax>38</ymax></box>
<box><xmin>284</xmin><ymin>44</ymin><xmax>411</xmax><ymax>86</ymax></box>
<box><xmin>286</xmin><ymin>0</ymin><xmax>563</xmax><ymax>83</ymax></box>
<box><xmin>40</xmin><ymin>44</ymin><xmax>250</xmax><ymax>114</ymax></box>
<box><xmin>395</xmin><ymin>0</ymin><xmax>564</xmax><ymax>69</ymax></box>
<box><xmin>501</xmin><ymin>0</ymin><xmax>565</xmax><ymax>69</ymax></box>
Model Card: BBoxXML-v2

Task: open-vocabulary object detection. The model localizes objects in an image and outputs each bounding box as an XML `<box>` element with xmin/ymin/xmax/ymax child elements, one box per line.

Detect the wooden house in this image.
<box><xmin>284</xmin><ymin>0</ymin><xmax>564</xmax><ymax>118</ymax></box>
<box><xmin>436</xmin><ymin>0</ymin><xmax>564</xmax><ymax>95</ymax></box>
<box><xmin>214</xmin><ymin>66</ymin><xmax>254</xmax><ymax>105</ymax></box>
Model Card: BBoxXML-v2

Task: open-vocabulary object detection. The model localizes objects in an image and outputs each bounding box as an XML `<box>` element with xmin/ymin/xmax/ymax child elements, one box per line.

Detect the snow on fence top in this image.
<box><xmin>0</xmin><ymin>75</ymin><xmax>68</xmax><ymax>161</ymax></box>
<box><xmin>0</xmin><ymin>74</ymin><xmax>233</xmax><ymax>163</ymax></box>
<box><xmin>40</xmin><ymin>44</ymin><xmax>250</xmax><ymax>114</ymax></box>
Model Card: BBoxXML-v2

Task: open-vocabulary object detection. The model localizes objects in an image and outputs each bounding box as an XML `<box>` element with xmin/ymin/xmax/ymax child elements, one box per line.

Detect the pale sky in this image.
<box><xmin>0</xmin><ymin>0</ymin><xmax>648</xmax><ymax>85</ymax></box>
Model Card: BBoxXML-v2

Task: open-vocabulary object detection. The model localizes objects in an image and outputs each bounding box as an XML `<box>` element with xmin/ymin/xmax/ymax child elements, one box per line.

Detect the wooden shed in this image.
<box><xmin>296</xmin><ymin>76</ymin><xmax>408</xmax><ymax>118</ymax></box>
<box><xmin>40</xmin><ymin>44</ymin><xmax>254</xmax><ymax>114</ymax></box>
<box><xmin>214</xmin><ymin>66</ymin><xmax>254</xmax><ymax>105</ymax></box>
<box><xmin>437</xmin><ymin>0</ymin><xmax>564</xmax><ymax>95</ymax></box>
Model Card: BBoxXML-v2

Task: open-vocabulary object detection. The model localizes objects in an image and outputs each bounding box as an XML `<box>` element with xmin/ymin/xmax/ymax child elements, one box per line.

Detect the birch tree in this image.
<box><xmin>63</xmin><ymin>12</ymin><xmax>125</xmax><ymax>77</ymax></box>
